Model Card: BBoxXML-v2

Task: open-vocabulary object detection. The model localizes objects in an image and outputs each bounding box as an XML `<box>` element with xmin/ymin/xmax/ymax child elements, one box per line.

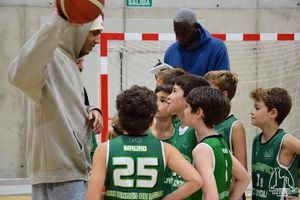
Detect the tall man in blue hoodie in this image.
<box><xmin>164</xmin><ymin>8</ymin><xmax>230</xmax><ymax>76</ymax></box>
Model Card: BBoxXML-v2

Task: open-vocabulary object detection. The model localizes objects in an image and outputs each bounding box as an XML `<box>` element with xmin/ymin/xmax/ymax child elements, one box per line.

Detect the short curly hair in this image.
<box><xmin>187</xmin><ymin>86</ymin><xmax>231</xmax><ymax>128</ymax></box>
<box><xmin>250</xmin><ymin>87</ymin><xmax>292</xmax><ymax>125</ymax></box>
<box><xmin>116</xmin><ymin>85</ymin><xmax>157</xmax><ymax>135</ymax></box>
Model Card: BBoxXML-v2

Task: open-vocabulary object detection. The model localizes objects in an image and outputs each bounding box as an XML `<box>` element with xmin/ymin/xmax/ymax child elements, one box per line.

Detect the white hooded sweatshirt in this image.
<box><xmin>7</xmin><ymin>14</ymin><xmax>97</xmax><ymax>184</ymax></box>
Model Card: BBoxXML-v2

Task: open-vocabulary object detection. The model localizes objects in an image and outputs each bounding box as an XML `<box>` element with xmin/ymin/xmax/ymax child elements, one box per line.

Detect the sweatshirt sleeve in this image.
<box><xmin>164</xmin><ymin>48</ymin><xmax>170</xmax><ymax>64</ymax></box>
<box><xmin>6</xmin><ymin>14</ymin><xmax>71</xmax><ymax>102</ymax></box>
<box><xmin>215</xmin><ymin>42</ymin><xmax>230</xmax><ymax>71</ymax></box>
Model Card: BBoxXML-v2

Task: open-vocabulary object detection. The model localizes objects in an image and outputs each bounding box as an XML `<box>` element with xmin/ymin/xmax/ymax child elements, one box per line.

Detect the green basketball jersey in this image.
<box><xmin>165</xmin><ymin>122</ymin><xmax>198</xmax><ymax>199</ymax></box>
<box><xmin>172</xmin><ymin>117</ymin><xmax>180</xmax><ymax>126</ymax></box>
<box><xmin>192</xmin><ymin>135</ymin><xmax>233</xmax><ymax>200</ymax></box>
<box><xmin>252</xmin><ymin>129</ymin><xmax>299</xmax><ymax>200</ymax></box>
<box><xmin>214</xmin><ymin>114</ymin><xmax>238</xmax><ymax>151</ymax></box>
<box><xmin>147</xmin><ymin>129</ymin><xmax>173</xmax><ymax>197</ymax></box>
<box><xmin>105</xmin><ymin>134</ymin><xmax>165</xmax><ymax>200</ymax></box>
<box><xmin>147</xmin><ymin>122</ymin><xmax>197</xmax><ymax>199</ymax></box>
<box><xmin>215</xmin><ymin>115</ymin><xmax>247</xmax><ymax>200</ymax></box>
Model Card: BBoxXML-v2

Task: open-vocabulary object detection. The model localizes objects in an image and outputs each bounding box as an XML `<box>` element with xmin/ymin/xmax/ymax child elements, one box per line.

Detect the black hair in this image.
<box><xmin>173</xmin><ymin>74</ymin><xmax>210</xmax><ymax>97</ymax></box>
<box><xmin>187</xmin><ymin>86</ymin><xmax>231</xmax><ymax>128</ymax></box>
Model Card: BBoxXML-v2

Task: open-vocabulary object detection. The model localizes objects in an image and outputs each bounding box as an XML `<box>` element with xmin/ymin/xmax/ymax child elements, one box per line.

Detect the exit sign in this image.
<box><xmin>126</xmin><ymin>0</ymin><xmax>152</xmax><ymax>7</ymax></box>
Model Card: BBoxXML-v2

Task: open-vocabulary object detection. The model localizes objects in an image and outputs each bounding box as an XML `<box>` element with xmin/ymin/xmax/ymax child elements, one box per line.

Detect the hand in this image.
<box><xmin>88</xmin><ymin>110</ymin><xmax>103</xmax><ymax>134</ymax></box>
<box><xmin>76</xmin><ymin>58</ymin><xmax>84</xmax><ymax>72</ymax></box>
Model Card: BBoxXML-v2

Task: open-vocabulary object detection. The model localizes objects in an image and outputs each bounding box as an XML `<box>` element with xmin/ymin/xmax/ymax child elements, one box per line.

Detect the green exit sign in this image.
<box><xmin>126</xmin><ymin>0</ymin><xmax>152</xmax><ymax>7</ymax></box>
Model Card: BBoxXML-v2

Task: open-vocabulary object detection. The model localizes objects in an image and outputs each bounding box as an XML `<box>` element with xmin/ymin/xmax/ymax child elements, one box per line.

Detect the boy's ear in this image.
<box><xmin>269</xmin><ymin>108</ymin><xmax>278</xmax><ymax>119</ymax></box>
<box><xmin>197</xmin><ymin>108</ymin><xmax>205</xmax><ymax>122</ymax></box>
<box><xmin>196</xmin><ymin>107</ymin><xmax>203</xmax><ymax>117</ymax></box>
<box><xmin>223</xmin><ymin>91</ymin><xmax>228</xmax><ymax>97</ymax></box>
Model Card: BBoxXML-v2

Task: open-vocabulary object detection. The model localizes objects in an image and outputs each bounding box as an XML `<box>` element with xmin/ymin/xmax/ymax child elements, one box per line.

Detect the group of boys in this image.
<box><xmin>87</xmin><ymin>67</ymin><xmax>300</xmax><ymax>199</ymax></box>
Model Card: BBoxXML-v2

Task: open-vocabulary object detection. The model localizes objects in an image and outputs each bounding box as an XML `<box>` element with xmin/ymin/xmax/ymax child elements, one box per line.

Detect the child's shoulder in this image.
<box><xmin>195</xmin><ymin>135</ymin><xmax>224</xmax><ymax>151</ymax></box>
<box><xmin>192</xmin><ymin>142</ymin><xmax>211</xmax><ymax>155</ymax></box>
<box><xmin>215</xmin><ymin>114</ymin><xmax>238</xmax><ymax>129</ymax></box>
<box><xmin>281</xmin><ymin>130</ymin><xmax>300</xmax><ymax>148</ymax></box>
<box><xmin>226</xmin><ymin>114</ymin><xmax>238</xmax><ymax>122</ymax></box>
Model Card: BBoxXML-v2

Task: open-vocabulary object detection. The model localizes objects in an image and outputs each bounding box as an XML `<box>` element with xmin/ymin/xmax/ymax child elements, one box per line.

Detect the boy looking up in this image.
<box><xmin>250</xmin><ymin>87</ymin><xmax>300</xmax><ymax>199</ymax></box>
<box><xmin>87</xmin><ymin>85</ymin><xmax>202</xmax><ymax>200</ymax></box>
<box><xmin>184</xmin><ymin>86</ymin><xmax>250</xmax><ymax>200</ymax></box>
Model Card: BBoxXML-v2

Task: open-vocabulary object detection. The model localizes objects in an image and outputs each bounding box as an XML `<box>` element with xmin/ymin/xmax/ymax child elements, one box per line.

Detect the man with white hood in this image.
<box><xmin>7</xmin><ymin>10</ymin><xmax>104</xmax><ymax>200</ymax></box>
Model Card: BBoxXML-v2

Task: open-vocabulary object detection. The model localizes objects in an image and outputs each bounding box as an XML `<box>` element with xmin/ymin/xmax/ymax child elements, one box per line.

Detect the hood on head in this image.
<box><xmin>59</xmin><ymin>22</ymin><xmax>93</xmax><ymax>59</ymax></box>
<box><xmin>90</xmin><ymin>15</ymin><xmax>104</xmax><ymax>31</ymax></box>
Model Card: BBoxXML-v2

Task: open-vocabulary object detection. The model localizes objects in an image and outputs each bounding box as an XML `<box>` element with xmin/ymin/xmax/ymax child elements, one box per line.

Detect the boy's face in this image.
<box><xmin>156</xmin><ymin>91</ymin><xmax>172</xmax><ymax>118</ymax></box>
<box><xmin>167</xmin><ymin>84</ymin><xmax>186</xmax><ymax>115</ymax></box>
<box><xmin>183</xmin><ymin>103</ymin><xmax>198</xmax><ymax>127</ymax></box>
<box><xmin>250</xmin><ymin>100</ymin><xmax>271</xmax><ymax>128</ymax></box>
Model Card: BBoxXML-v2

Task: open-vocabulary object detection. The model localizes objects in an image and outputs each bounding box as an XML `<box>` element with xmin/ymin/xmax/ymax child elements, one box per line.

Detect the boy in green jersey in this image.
<box><xmin>166</xmin><ymin>74</ymin><xmax>210</xmax><ymax>197</ymax></box>
<box><xmin>147</xmin><ymin>84</ymin><xmax>176</xmax><ymax>196</ymax></box>
<box><xmin>87</xmin><ymin>85</ymin><xmax>202</xmax><ymax>200</ymax></box>
<box><xmin>184</xmin><ymin>86</ymin><xmax>250</xmax><ymax>200</ymax></box>
<box><xmin>204</xmin><ymin>70</ymin><xmax>247</xmax><ymax>170</ymax></box>
<box><xmin>148</xmin><ymin>84</ymin><xmax>175</xmax><ymax>142</ymax></box>
<box><xmin>204</xmin><ymin>70</ymin><xmax>248</xmax><ymax>200</ymax></box>
<box><xmin>250</xmin><ymin>87</ymin><xmax>300</xmax><ymax>199</ymax></box>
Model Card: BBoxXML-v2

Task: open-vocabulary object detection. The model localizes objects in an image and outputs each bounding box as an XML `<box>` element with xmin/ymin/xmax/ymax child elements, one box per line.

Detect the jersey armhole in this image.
<box><xmin>229</xmin><ymin>120</ymin><xmax>239</xmax><ymax>151</ymax></box>
<box><xmin>201</xmin><ymin>143</ymin><xmax>215</xmax><ymax>171</ymax></box>
<box><xmin>161</xmin><ymin>141</ymin><xmax>166</xmax><ymax>170</ymax></box>
<box><xmin>276</xmin><ymin>134</ymin><xmax>296</xmax><ymax>169</ymax></box>
<box><xmin>106</xmin><ymin>140</ymin><xmax>110</xmax><ymax>168</ymax></box>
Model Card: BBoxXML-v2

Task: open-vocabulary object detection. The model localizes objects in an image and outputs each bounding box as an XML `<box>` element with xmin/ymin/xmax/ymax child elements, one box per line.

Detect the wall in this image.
<box><xmin>0</xmin><ymin>0</ymin><xmax>299</xmax><ymax>178</ymax></box>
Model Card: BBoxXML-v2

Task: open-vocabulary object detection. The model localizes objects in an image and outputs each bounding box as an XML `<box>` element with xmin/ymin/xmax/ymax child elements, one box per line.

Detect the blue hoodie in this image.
<box><xmin>164</xmin><ymin>24</ymin><xmax>230</xmax><ymax>76</ymax></box>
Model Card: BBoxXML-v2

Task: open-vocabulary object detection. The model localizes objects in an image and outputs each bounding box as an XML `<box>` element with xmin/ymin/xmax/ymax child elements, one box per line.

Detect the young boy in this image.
<box><xmin>148</xmin><ymin>84</ymin><xmax>175</xmax><ymax>141</ymax></box>
<box><xmin>184</xmin><ymin>86</ymin><xmax>250</xmax><ymax>200</ymax></box>
<box><xmin>166</xmin><ymin>74</ymin><xmax>210</xmax><ymax>197</ymax></box>
<box><xmin>204</xmin><ymin>70</ymin><xmax>247</xmax><ymax>169</ymax></box>
<box><xmin>155</xmin><ymin>67</ymin><xmax>186</xmax><ymax>86</ymax></box>
<box><xmin>107</xmin><ymin>114</ymin><xmax>124</xmax><ymax>140</ymax></box>
<box><xmin>250</xmin><ymin>87</ymin><xmax>300</xmax><ymax>199</ymax></box>
<box><xmin>86</xmin><ymin>85</ymin><xmax>202</xmax><ymax>200</ymax></box>
<box><xmin>204</xmin><ymin>70</ymin><xmax>248</xmax><ymax>200</ymax></box>
<box><xmin>147</xmin><ymin>84</ymin><xmax>176</xmax><ymax>196</ymax></box>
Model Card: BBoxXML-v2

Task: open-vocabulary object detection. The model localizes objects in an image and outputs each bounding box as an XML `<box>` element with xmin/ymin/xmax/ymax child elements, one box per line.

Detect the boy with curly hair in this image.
<box><xmin>87</xmin><ymin>85</ymin><xmax>202</xmax><ymax>200</ymax></box>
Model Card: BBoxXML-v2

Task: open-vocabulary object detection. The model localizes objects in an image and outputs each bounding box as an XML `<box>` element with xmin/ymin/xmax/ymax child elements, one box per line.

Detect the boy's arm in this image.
<box><xmin>86</xmin><ymin>142</ymin><xmax>107</xmax><ymax>200</ymax></box>
<box><xmin>283</xmin><ymin>134</ymin><xmax>300</xmax><ymax>155</ymax></box>
<box><xmin>232</xmin><ymin>122</ymin><xmax>248</xmax><ymax>169</ymax></box>
<box><xmin>163</xmin><ymin>142</ymin><xmax>202</xmax><ymax>200</ymax></box>
<box><xmin>192</xmin><ymin>144</ymin><xmax>219</xmax><ymax>200</ymax></box>
<box><xmin>229</xmin><ymin>154</ymin><xmax>251</xmax><ymax>200</ymax></box>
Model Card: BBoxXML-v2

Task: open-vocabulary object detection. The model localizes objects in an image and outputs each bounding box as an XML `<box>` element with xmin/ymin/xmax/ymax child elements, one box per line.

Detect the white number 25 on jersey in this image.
<box><xmin>113</xmin><ymin>157</ymin><xmax>158</xmax><ymax>188</ymax></box>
